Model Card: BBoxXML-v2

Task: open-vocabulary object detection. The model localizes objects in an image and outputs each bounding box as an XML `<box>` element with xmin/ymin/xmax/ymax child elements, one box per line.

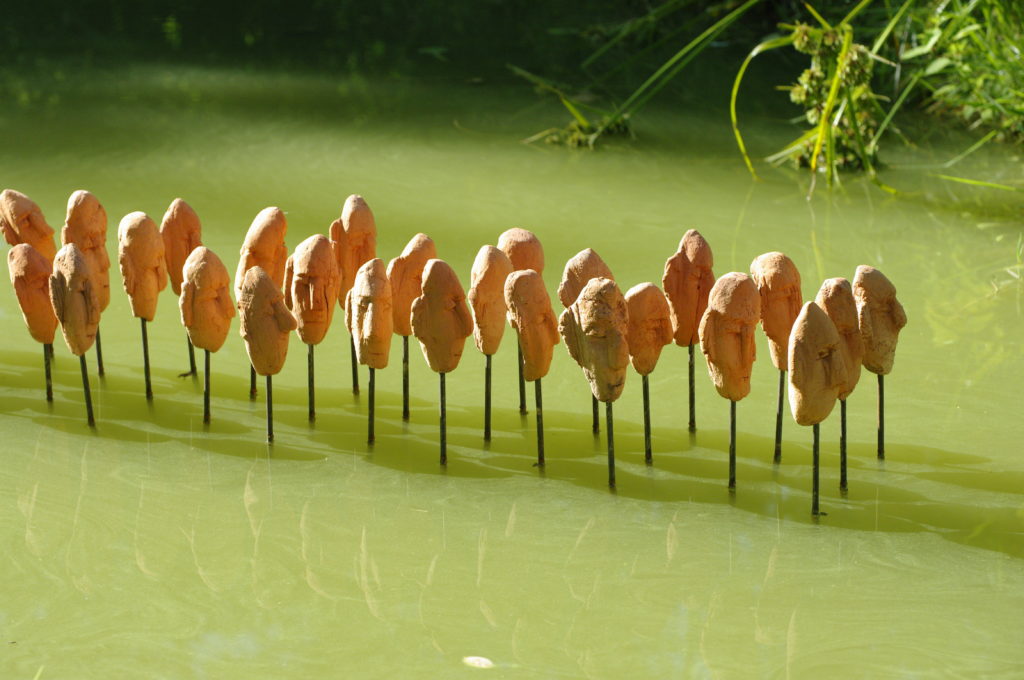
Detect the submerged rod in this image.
<box><xmin>368</xmin><ymin>367</ymin><xmax>376</xmax><ymax>445</ymax></box>
<box><xmin>812</xmin><ymin>422</ymin><xmax>821</xmax><ymax>516</ymax></box>
<box><xmin>729</xmin><ymin>399</ymin><xmax>736</xmax><ymax>490</ymax></box>
<box><xmin>840</xmin><ymin>398</ymin><xmax>847</xmax><ymax>492</ymax></box>
<box><xmin>203</xmin><ymin>349</ymin><xmax>211</xmax><ymax>424</ymax></box>
<box><xmin>402</xmin><ymin>336</ymin><xmax>410</xmax><ymax>421</ymax></box>
<box><xmin>308</xmin><ymin>343</ymin><xmax>316</xmax><ymax>422</ymax></box>
<box><xmin>440</xmin><ymin>372</ymin><xmax>447</xmax><ymax>466</ymax></box>
<box><xmin>484</xmin><ymin>354</ymin><xmax>492</xmax><ymax>441</ymax></box>
<box><xmin>688</xmin><ymin>343</ymin><xmax>696</xmax><ymax>432</ymax></box>
<box><xmin>877</xmin><ymin>374</ymin><xmax>885</xmax><ymax>460</ymax></box>
<box><xmin>606</xmin><ymin>400</ymin><xmax>615</xmax><ymax>489</ymax></box>
<box><xmin>643</xmin><ymin>373</ymin><xmax>652</xmax><ymax>465</ymax></box>
<box><xmin>535</xmin><ymin>378</ymin><xmax>544</xmax><ymax>467</ymax></box>
<box><xmin>266</xmin><ymin>374</ymin><xmax>274</xmax><ymax>443</ymax></box>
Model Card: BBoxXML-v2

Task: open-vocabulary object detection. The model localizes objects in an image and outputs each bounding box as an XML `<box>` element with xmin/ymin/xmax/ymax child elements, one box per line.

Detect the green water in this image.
<box><xmin>1</xmin><ymin>64</ymin><xmax>1022</xmax><ymax>678</ymax></box>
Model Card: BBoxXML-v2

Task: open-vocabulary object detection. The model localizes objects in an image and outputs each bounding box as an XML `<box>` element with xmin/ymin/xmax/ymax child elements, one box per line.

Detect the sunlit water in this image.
<box><xmin>1</xmin><ymin>63</ymin><xmax>1022</xmax><ymax>678</ymax></box>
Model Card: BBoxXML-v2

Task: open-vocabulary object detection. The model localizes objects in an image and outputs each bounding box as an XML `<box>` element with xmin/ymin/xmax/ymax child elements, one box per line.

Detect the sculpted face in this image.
<box><xmin>239</xmin><ymin>266</ymin><xmax>297</xmax><ymax>376</ymax></box>
<box><xmin>8</xmin><ymin>244</ymin><xmax>58</xmax><ymax>345</ymax></box>
<box><xmin>118</xmin><ymin>211</ymin><xmax>168</xmax><ymax>321</ymax></box>
<box><xmin>62</xmin><ymin>190</ymin><xmax>111</xmax><ymax>311</ymax></box>
<box><xmin>625</xmin><ymin>283</ymin><xmax>673</xmax><ymax>376</ymax></box>
<box><xmin>662</xmin><ymin>229</ymin><xmax>714</xmax><ymax>347</ymax></box>
<box><xmin>330</xmin><ymin>194</ymin><xmax>377</xmax><ymax>301</ymax></box>
<box><xmin>497</xmin><ymin>228</ymin><xmax>544</xmax><ymax>274</ymax></box>
<box><xmin>410</xmin><ymin>259</ymin><xmax>473</xmax><ymax>373</ymax></box>
<box><xmin>814</xmin><ymin>278</ymin><xmax>863</xmax><ymax>399</ymax></box>
<box><xmin>468</xmin><ymin>245</ymin><xmax>513</xmax><ymax>355</ymax></box>
<box><xmin>387</xmin><ymin>233</ymin><xmax>437</xmax><ymax>336</ymax></box>
<box><xmin>787</xmin><ymin>302</ymin><xmax>846</xmax><ymax>426</ymax></box>
<box><xmin>698</xmin><ymin>272</ymin><xmax>760</xmax><ymax>401</ymax></box>
<box><xmin>49</xmin><ymin>244</ymin><xmax>100</xmax><ymax>356</ymax></box>
<box><xmin>557</xmin><ymin>248</ymin><xmax>614</xmax><ymax>308</ymax></box>
<box><xmin>284</xmin><ymin>234</ymin><xmax>340</xmax><ymax>345</ymax></box>
<box><xmin>750</xmin><ymin>251</ymin><xmax>802</xmax><ymax>370</ymax></box>
<box><xmin>558</xmin><ymin>277</ymin><xmax>629</xmax><ymax>402</ymax></box>
<box><xmin>345</xmin><ymin>258</ymin><xmax>393</xmax><ymax>369</ymax></box>
<box><xmin>853</xmin><ymin>265</ymin><xmax>907</xmax><ymax>375</ymax></box>
<box><xmin>180</xmin><ymin>247</ymin><xmax>235</xmax><ymax>352</ymax></box>
<box><xmin>504</xmin><ymin>269</ymin><xmax>559</xmax><ymax>381</ymax></box>
<box><xmin>0</xmin><ymin>189</ymin><xmax>56</xmax><ymax>261</ymax></box>
<box><xmin>160</xmin><ymin>198</ymin><xmax>203</xmax><ymax>296</ymax></box>
<box><xmin>235</xmin><ymin>206</ymin><xmax>288</xmax><ymax>300</ymax></box>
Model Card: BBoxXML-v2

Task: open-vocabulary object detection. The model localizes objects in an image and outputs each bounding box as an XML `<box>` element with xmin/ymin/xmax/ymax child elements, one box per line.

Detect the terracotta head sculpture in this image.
<box><xmin>558</xmin><ymin>277</ymin><xmax>629</xmax><ymax>402</ymax></box>
<box><xmin>239</xmin><ymin>266</ymin><xmax>297</xmax><ymax>376</ymax></box>
<box><xmin>345</xmin><ymin>258</ymin><xmax>393</xmax><ymax>370</ymax></box>
<box><xmin>468</xmin><ymin>245</ymin><xmax>513</xmax><ymax>356</ymax></box>
<box><xmin>410</xmin><ymin>259</ymin><xmax>473</xmax><ymax>373</ymax></box>
<box><xmin>662</xmin><ymin>229</ymin><xmax>714</xmax><ymax>347</ymax></box>
<box><xmin>788</xmin><ymin>302</ymin><xmax>847</xmax><ymax>426</ymax></box>
<box><xmin>698</xmin><ymin>272</ymin><xmax>760</xmax><ymax>401</ymax></box>
<box><xmin>557</xmin><ymin>248</ymin><xmax>614</xmax><ymax>308</ymax></box>
<box><xmin>814</xmin><ymin>278</ymin><xmax>863</xmax><ymax>400</ymax></box>
<box><xmin>330</xmin><ymin>194</ymin><xmax>377</xmax><ymax>302</ymax></box>
<box><xmin>8</xmin><ymin>244</ymin><xmax>58</xmax><ymax>345</ymax></box>
<box><xmin>750</xmin><ymin>251</ymin><xmax>802</xmax><ymax>370</ymax></box>
<box><xmin>284</xmin><ymin>234</ymin><xmax>340</xmax><ymax>346</ymax></box>
<box><xmin>504</xmin><ymin>269</ymin><xmax>560</xmax><ymax>381</ymax></box>
<box><xmin>49</xmin><ymin>244</ymin><xmax>100</xmax><ymax>356</ymax></box>
<box><xmin>0</xmin><ymin>189</ymin><xmax>56</xmax><ymax>260</ymax></box>
<box><xmin>180</xmin><ymin>247</ymin><xmax>235</xmax><ymax>353</ymax></box>
<box><xmin>160</xmin><ymin>198</ymin><xmax>203</xmax><ymax>296</ymax></box>
<box><xmin>117</xmin><ymin>211</ymin><xmax>168</xmax><ymax>321</ymax></box>
<box><xmin>235</xmin><ymin>206</ymin><xmax>288</xmax><ymax>301</ymax></box>
<box><xmin>853</xmin><ymin>265</ymin><xmax>907</xmax><ymax>375</ymax></box>
<box><xmin>497</xmin><ymin>228</ymin><xmax>544</xmax><ymax>274</ymax></box>
<box><xmin>386</xmin><ymin>233</ymin><xmax>437</xmax><ymax>336</ymax></box>
<box><xmin>624</xmin><ymin>283</ymin><xmax>673</xmax><ymax>376</ymax></box>
<box><xmin>62</xmin><ymin>190</ymin><xmax>110</xmax><ymax>312</ymax></box>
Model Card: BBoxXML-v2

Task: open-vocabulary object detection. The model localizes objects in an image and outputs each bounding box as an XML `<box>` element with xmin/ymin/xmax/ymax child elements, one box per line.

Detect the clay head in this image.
<box><xmin>788</xmin><ymin>302</ymin><xmax>847</xmax><ymax>426</ymax></box>
<box><xmin>284</xmin><ymin>234</ymin><xmax>340</xmax><ymax>345</ymax></box>
<box><xmin>853</xmin><ymin>265</ymin><xmax>906</xmax><ymax>375</ymax></box>
<box><xmin>345</xmin><ymin>258</ymin><xmax>393</xmax><ymax>370</ymax></box>
<box><xmin>558</xmin><ymin>277</ymin><xmax>629</xmax><ymax>402</ymax></box>
<box><xmin>386</xmin><ymin>233</ymin><xmax>437</xmax><ymax>336</ymax></box>
<box><xmin>410</xmin><ymin>258</ymin><xmax>473</xmax><ymax>373</ymax></box>
<box><xmin>814</xmin><ymin>278</ymin><xmax>863</xmax><ymax>399</ymax></box>
<box><xmin>557</xmin><ymin>248</ymin><xmax>614</xmax><ymax>308</ymax></box>
<box><xmin>117</xmin><ymin>211</ymin><xmax>168</xmax><ymax>321</ymax></box>
<box><xmin>62</xmin><ymin>190</ymin><xmax>111</xmax><ymax>312</ymax></box>
<box><xmin>329</xmin><ymin>194</ymin><xmax>377</xmax><ymax>301</ymax></box>
<box><xmin>160</xmin><ymin>198</ymin><xmax>203</xmax><ymax>296</ymax></box>
<box><xmin>698</xmin><ymin>272</ymin><xmax>760</xmax><ymax>401</ymax></box>
<box><xmin>625</xmin><ymin>283</ymin><xmax>673</xmax><ymax>376</ymax></box>
<box><xmin>179</xmin><ymin>247</ymin><xmax>235</xmax><ymax>353</ymax></box>
<box><xmin>49</xmin><ymin>244</ymin><xmax>100</xmax><ymax>356</ymax></box>
<box><xmin>235</xmin><ymin>207</ymin><xmax>288</xmax><ymax>301</ymax></box>
<box><xmin>239</xmin><ymin>266</ymin><xmax>297</xmax><ymax>376</ymax></box>
<box><xmin>8</xmin><ymin>244</ymin><xmax>58</xmax><ymax>345</ymax></box>
<box><xmin>662</xmin><ymin>229</ymin><xmax>714</xmax><ymax>347</ymax></box>
<box><xmin>750</xmin><ymin>252</ymin><xmax>802</xmax><ymax>370</ymax></box>
<box><xmin>504</xmin><ymin>269</ymin><xmax>560</xmax><ymax>381</ymax></box>
<box><xmin>497</xmin><ymin>228</ymin><xmax>544</xmax><ymax>274</ymax></box>
<box><xmin>468</xmin><ymin>245</ymin><xmax>513</xmax><ymax>355</ymax></box>
<box><xmin>0</xmin><ymin>189</ymin><xmax>56</xmax><ymax>261</ymax></box>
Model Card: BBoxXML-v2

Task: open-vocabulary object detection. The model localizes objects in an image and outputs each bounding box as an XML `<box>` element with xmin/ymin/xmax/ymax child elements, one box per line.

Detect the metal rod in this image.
<box><xmin>368</xmin><ymin>367</ymin><xmax>376</xmax><ymax>444</ymax></box>
<box><xmin>402</xmin><ymin>336</ymin><xmax>410</xmax><ymax>421</ymax></box>
<box><xmin>812</xmin><ymin>422</ymin><xmax>820</xmax><ymax>516</ymax></box>
<box><xmin>439</xmin><ymin>372</ymin><xmax>447</xmax><ymax>466</ymax></box>
<box><xmin>179</xmin><ymin>335</ymin><xmax>197</xmax><ymax>378</ymax></box>
<box><xmin>203</xmin><ymin>350</ymin><xmax>211</xmax><ymax>424</ymax></box>
<box><xmin>44</xmin><ymin>343</ymin><xmax>53</xmax><ymax>402</ymax></box>
<box><xmin>535</xmin><ymin>378</ymin><xmax>544</xmax><ymax>467</ymax></box>
<box><xmin>773</xmin><ymin>369</ymin><xmax>784</xmax><ymax>463</ymax></box>
<box><xmin>141</xmin><ymin>318</ymin><xmax>153</xmax><ymax>400</ymax></box>
<box><xmin>484</xmin><ymin>354</ymin><xmax>492</xmax><ymax>441</ymax></box>
<box><xmin>840</xmin><ymin>398</ymin><xmax>847</xmax><ymax>491</ymax></box>
<box><xmin>266</xmin><ymin>374</ymin><xmax>274</xmax><ymax>443</ymax></box>
<box><xmin>592</xmin><ymin>395</ymin><xmax>599</xmax><ymax>435</ymax></box>
<box><xmin>250</xmin><ymin>365</ymin><xmax>257</xmax><ymax>399</ymax></box>
<box><xmin>688</xmin><ymin>343</ymin><xmax>696</xmax><ymax>432</ymax></box>
<box><xmin>95</xmin><ymin>326</ymin><xmax>104</xmax><ymax>377</ymax></box>
<box><xmin>307</xmin><ymin>343</ymin><xmax>315</xmax><ymax>422</ymax></box>
<box><xmin>877</xmin><ymin>373</ymin><xmax>885</xmax><ymax>460</ymax></box>
<box><xmin>350</xmin><ymin>334</ymin><xmax>359</xmax><ymax>395</ymax></box>
<box><xmin>80</xmin><ymin>353</ymin><xmax>94</xmax><ymax>427</ymax></box>
<box><xmin>729</xmin><ymin>400</ymin><xmax>736</xmax><ymax>490</ymax></box>
<box><xmin>517</xmin><ymin>343</ymin><xmax>526</xmax><ymax>415</ymax></box>
<box><xmin>606</xmin><ymin>400</ymin><xmax>615</xmax><ymax>488</ymax></box>
<box><xmin>643</xmin><ymin>373</ymin><xmax>652</xmax><ymax>465</ymax></box>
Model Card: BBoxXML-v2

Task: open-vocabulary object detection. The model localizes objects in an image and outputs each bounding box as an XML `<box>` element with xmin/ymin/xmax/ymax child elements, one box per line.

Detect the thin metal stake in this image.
<box><xmin>484</xmin><ymin>354</ymin><xmax>492</xmax><ymax>441</ymax></box>
<box><xmin>350</xmin><ymin>335</ymin><xmax>359</xmax><ymax>395</ymax></box>
<box><xmin>688</xmin><ymin>343</ymin><xmax>696</xmax><ymax>432</ymax></box>
<box><xmin>266</xmin><ymin>374</ymin><xmax>274</xmax><ymax>443</ymax></box>
<box><xmin>95</xmin><ymin>326</ymin><xmax>104</xmax><ymax>377</ymax></box>
<box><xmin>774</xmin><ymin>369</ymin><xmax>784</xmax><ymax>463</ymax></box>
<box><xmin>606</xmin><ymin>400</ymin><xmax>615</xmax><ymax>488</ymax></box>
<box><xmin>80</xmin><ymin>353</ymin><xmax>94</xmax><ymax>427</ymax></box>
<box><xmin>877</xmin><ymin>374</ymin><xmax>885</xmax><ymax>460</ymax></box>
<box><xmin>44</xmin><ymin>343</ymin><xmax>53</xmax><ymax>402</ymax></box>
<box><xmin>729</xmin><ymin>400</ymin><xmax>736</xmax><ymax>490</ymax></box>
<box><xmin>643</xmin><ymin>373</ymin><xmax>652</xmax><ymax>465</ymax></box>
<box><xmin>517</xmin><ymin>343</ymin><xmax>526</xmax><ymax>415</ymax></box>
<box><xmin>535</xmin><ymin>378</ymin><xmax>544</xmax><ymax>467</ymax></box>
<box><xmin>812</xmin><ymin>422</ymin><xmax>821</xmax><ymax>516</ymax></box>
<box><xmin>840</xmin><ymin>398</ymin><xmax>847</xmax><ymax>491</ymax></box>
<box><xmin>250</xmin><ymin>365</ymin><xmax>257</xmax><ymax>399</ymax></box>
<box><xmin>179</xmin><ymin>336</ymin><xmax>197</xmax><ymax>378</ymax></box>
<box><xmin>368</xmin><ymin>367</ymin><xmax>376</xmax><ymax>444</ymax></box>
<box><xmin>402</xmin><ymin>336</ymin><xmax>410</xmax><ymax>421</ymax></box>
<box><xmin>592</xmin><ymin>395</ymin><xmax>599</xmax><ymax>435</ymax></box>
<box><xmin>307</xmin><ymin>343</ymin><xmax>315</xmax><ymax>422</ymax></box>
<box><xmin>439</xmin><ymin>372</ymin><xmax>447</xmax><ymax>466</ymax></box>
<box><xmin>203</xmin><ymin>350</ymin><xmax>211</xmax><ymax>424</ymax></box>
<box><xmin>141</xmin><ymin>318</ymin><xmax>152</xmax><ymax>400</ymax></box>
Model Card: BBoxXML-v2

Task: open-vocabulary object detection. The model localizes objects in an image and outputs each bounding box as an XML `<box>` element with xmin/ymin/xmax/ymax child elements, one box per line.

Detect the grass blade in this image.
<box><xmin>731</xmin><ymin>34</ymin><xmax>795</xmax><ymax>178</ymax></box>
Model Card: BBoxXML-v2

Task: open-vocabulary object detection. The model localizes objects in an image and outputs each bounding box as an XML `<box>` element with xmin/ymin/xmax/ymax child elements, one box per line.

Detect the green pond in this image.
<box><xmin>1</xmin><ymin>63</ymin><xmax>1022</xmax><ymax>678</ymax></box>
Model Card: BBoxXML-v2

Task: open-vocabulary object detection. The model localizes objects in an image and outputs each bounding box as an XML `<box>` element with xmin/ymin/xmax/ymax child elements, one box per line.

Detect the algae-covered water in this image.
<box><xmin>1</xmin><ymin>64</ymin><xmax>1022</xmax><ymax>678</ymax></box>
